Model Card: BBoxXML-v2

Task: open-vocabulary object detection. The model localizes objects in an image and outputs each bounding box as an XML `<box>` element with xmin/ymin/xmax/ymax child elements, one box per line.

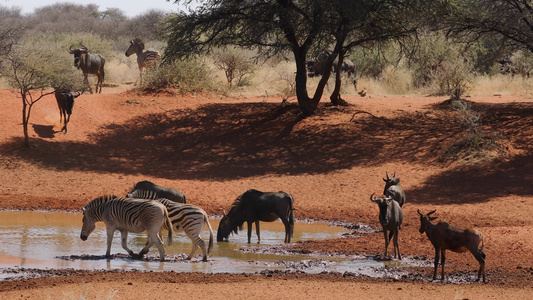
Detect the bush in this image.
<box><xmin>212</xmin><ymin>47</ymin><xmax>256</xmax><ymax>88</ymax></box>
<box><xmin>442</xmin><ymin>99</ymin><xmax>504</xmax><ymax>164</ymax></box>
<box><xmin>138</xmin><ymin>58</ymin><xmax>214</xmax><ymax>94</ymax></box>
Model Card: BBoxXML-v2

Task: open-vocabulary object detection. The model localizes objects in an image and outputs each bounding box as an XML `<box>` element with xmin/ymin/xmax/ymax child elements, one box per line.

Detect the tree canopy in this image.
<box><xmin>164</xmin><ymin>0</ymin><xmax>450</xmax><ymax>114</ymax></box>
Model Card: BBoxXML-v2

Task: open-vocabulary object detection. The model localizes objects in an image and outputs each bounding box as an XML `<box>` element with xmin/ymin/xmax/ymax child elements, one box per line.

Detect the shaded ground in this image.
<box><xmin>0</xmin><ymin>88</ymin><xmax>532</xmax><ymax>299</ymax></box>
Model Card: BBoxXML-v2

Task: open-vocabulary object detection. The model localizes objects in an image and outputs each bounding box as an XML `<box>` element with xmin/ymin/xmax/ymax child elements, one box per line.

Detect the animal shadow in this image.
<box><xmin>32</xmin><ymin>124</ymin><xmax>55</xmax><ymax>138</ymax></box>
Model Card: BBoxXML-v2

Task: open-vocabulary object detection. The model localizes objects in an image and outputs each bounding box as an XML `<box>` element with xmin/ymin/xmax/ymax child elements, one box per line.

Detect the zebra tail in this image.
<box><xmin>165</xmin><ymin>210</ymin><xmax>173</xmax><ymax>246</ymax></box>
<box><xmin>205</xmin><ymin>214</ymin><xmax>214</xmax><ymax>254</ymax></box>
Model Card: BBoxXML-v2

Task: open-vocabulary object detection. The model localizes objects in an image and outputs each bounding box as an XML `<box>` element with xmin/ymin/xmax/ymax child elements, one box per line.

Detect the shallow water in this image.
<box><xmin>0</xmin><ymin>211</ymin><xmax>400</xmax><ymax>279</ymax></box>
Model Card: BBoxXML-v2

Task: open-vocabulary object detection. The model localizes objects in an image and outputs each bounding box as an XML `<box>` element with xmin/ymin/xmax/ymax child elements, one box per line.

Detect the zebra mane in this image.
<box><xmin>84</xmin><ymin>195</ymin><xmax>118</xmax><ymax>209</ymax></box>
<box><xmin>128</xmin><ymin>189</ymin><xmax>174</xmax><ymax>207</ymax></box>
<box><xmin>129</xmin><ymin>189</ymin><xmax>159</xmax><ymax>200</ymax></box>
<box><xmin>132</xmin><ymin>38</ymin><xmax>145</xmax><ymax>50</ymax></box>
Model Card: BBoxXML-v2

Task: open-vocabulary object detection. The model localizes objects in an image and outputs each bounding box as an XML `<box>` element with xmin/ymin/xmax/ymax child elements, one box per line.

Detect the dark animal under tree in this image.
<box><xmin>217</xmin><ymin>189</ymin><xmax>294</xmax><ymax>244</ymax></box>
<box><xmin>54</xmin><ymin>89</ymin><xmax>80</xmax><ymax>134</ymax></box>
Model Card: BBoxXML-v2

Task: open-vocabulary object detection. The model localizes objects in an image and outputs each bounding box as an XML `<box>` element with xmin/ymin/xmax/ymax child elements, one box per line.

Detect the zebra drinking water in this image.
<box><xmin>128</xmin><ymin>189</ymin><xmax>214</xmax><ymax>262</ymax></box>
<box><xmin>80</xmin><ymin>195</ymin><xmax>173</xmax><ymax>261</ymax></box>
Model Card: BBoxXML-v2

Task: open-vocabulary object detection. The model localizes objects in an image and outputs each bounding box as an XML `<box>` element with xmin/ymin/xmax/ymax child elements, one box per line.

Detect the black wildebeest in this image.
<box><xmin>125</xmin><ymin>38</ymin><xmax>161</xmax><ymax>80</ymax></box>
<box><xmin>307</xmin><ymin>58</ymin><xmax>356</xmax><ymax>90</ymax></box>
<box><xmin>418</xmin><ymin>209</ymin><xmax>486</xmax><ymax>283</ymax></box>
<box><xmin>54</xmin><ymin>89</ymin><xmax>80</xmax><ymax>134</ymax></box>
<box><xmin>69</xmin><ymin>45</ymin><xmax>105</xmax><ymax>94</ymax></box>
<box><xmin>127</xmin><ymin>180</ymin><xmax>186</xmax><ymax>204</ymax></box>
<box><xmin>370</xmin><ymin>193</ymin><xmax>403</xmax><ymax>260</ymax></box>
<box><xmin>217</xmin><ymin>189</ymin><xmax>294</xmax><ymax>243</ymax></box>
<box><xmin>307</xmin><ymin>58</ymin><xmax>355</xmax><ymax>77</ymax></box>
<box><xmin>383</xmin><ymin>171</ymin><xmax>406</xmax><ymax>207</ymax></box>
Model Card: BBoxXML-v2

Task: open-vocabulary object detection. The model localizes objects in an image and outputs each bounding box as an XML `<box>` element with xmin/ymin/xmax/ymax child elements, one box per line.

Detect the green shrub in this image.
<box><xmin>138</xmin><ymin>58</ymin><xmax>213</xmax><ymax>94</ymax></box>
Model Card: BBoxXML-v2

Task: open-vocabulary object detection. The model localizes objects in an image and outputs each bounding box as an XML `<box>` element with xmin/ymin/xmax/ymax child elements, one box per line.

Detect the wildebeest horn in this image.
<box><xmin>417</xmin><ymin>209</ymin><xmax>423</xmax><ymax>216</ymax></box>
<box><xmin>370</xmin><ymin>192</ymin><xmax>377</xmax><ymax>202</ymax></box>
<box><xmin>427</xmin><ymin>210</ymin><xmax>436</xmax><ymax>216</ymax></box>
<box><xmin>386</xmin><ymin>171</ymin><xmax>390</xmax><ymax>180</ymax></box>
<box><xmin>393</xmin><ymin>171</ymin><xmax>396</xmax><ymax>178</ymax></box>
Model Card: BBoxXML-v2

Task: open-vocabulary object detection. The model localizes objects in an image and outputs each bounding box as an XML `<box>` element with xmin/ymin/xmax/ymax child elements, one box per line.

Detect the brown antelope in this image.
<box><xmin>418</xmin><ymin>209</ymin><xmax>486</xmax><ymax>283</ymax></box>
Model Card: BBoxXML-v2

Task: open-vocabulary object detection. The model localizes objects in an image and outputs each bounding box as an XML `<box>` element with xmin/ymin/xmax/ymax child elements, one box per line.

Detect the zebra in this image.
<box><xmin>127</xmin><ymin>189</ymin><xmax>214</xmax><ymax>262</ymax></box>
<box><xmin>125</xmin><ymin>38</ymin><xmax>161</xmax><ymax>80</ymax></box>
<box><xmin>80</xmin><ymin>195</ymin><xmax>173</xmax><ymax>262</ymax></box>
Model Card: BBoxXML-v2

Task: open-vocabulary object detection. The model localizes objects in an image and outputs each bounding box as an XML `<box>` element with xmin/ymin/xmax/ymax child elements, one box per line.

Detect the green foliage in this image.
<box><xmin>212</xmin><ymin>47</ymin><xmax>256</xmax><ymax>88</ymax></box>
<box><xmin>138</xmin><ymin>58</ymin><xmax>213</xmax><ymax>94</ymax></box>
<box><xmin>348</xmin><ymin>42</ymin><xmax>400</xmax><ymax>79</ymax></box>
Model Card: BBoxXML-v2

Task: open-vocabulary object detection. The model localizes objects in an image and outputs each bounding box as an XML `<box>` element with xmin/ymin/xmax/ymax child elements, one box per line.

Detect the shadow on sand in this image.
<box><xmin>3</xmin><ymin>100</ymin><xmax>532</xmax><ymax>204</ymax></box>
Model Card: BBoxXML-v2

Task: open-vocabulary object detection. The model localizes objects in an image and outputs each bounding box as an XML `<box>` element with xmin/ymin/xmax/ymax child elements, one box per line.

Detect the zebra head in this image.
<box><xmin>125</xmin><ymin>38</ymin><xmax>144</xmax><ymax>57</ymax></box>
<box><xmin>80</xmin><ymin>207</ymin><xmax>96</xmax><ymax>241</ymax></box>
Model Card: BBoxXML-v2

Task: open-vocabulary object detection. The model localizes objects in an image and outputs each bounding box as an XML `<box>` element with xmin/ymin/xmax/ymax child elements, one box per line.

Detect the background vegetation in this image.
<box><xmin>0</xmin><ymin>2</ymin><xmax>532</xmax><ymax>99</ymax></box>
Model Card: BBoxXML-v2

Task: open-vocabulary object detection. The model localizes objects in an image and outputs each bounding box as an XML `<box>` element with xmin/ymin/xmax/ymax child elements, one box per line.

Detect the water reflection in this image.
<box><xmin>0</xmin><ymin>210</ymin><xmax>388</xmax><ymax>277</ymax></box>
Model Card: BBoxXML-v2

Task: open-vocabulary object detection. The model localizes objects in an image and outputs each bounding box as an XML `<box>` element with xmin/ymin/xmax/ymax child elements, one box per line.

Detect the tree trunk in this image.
<box><xmin>21</xmin><ymin>95</ymin><xmax>30</xmax><ymax>148</ymax></box>
<box><xmin>330</xmin><ymin>52</ymin><xmax>347</xmax><ymax>106</ymax></box>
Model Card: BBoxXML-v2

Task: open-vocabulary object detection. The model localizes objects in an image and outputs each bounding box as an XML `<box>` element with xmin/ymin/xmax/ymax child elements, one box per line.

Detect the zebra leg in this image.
<box><xmin>184</xmin><ymin>226</ymin><xmax>199</xmax><ymax>260</ymax></box>
<box><xmin>105</xmin><ymin>227</ymin><xmax>116</xmax><ymax>258</ymax></box>
<box><xmin>142</xmin><ymin>229</ymin><xmax>165</xmax><ymax>261</ymax></box>
<box><xmin>119</xmin><ymin>230</ymin><xmax>135</xmax><ymax>257</ymax></box>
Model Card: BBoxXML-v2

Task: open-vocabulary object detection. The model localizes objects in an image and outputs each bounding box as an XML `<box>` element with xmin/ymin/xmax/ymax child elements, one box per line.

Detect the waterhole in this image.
<box><xmin>0</xmin><ymin>211</ymin><xmax>404</xmax><ymax>279</ymax></box>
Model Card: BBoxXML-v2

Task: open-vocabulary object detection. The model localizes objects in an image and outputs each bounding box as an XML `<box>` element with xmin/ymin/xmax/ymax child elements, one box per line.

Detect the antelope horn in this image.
<box><xmin>393</xmin><ymin>171</ymin><xmax>396</xmax><ymax>178</ymax></box>
<box><xmin>370</xmin><ymin>192</ymin><xmax>378</xmax><ymax>202</ymax></box>
<box><xmin>386</xmin><ymin>171</ymin><xmax>390</xmax><ymax>180</ymax></box>
<box><xmin>427</xmin><ymin>210</ymin><xmax>436</xmax><ymax>216</ymax></box>
<box><xmin>417</xmin><ymin>209</ymin><xmax>423</xmax><ymax>216</ymax></box>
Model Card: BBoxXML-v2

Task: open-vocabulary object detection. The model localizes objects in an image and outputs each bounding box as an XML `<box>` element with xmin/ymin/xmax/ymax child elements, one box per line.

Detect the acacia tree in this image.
<box><xmin>1</xmin><ymin>39</ymin><xmax>82</xmax><ymax>147</ymax></box>
<box><xmin>445</xmin><ymin>0</ymin><xmax>533</xmax><ymax>53</ymax></box>
<box><xmin>164</xmin><ymin>0</ymin><xmax>444</xmax><ymax>114</ymax></box>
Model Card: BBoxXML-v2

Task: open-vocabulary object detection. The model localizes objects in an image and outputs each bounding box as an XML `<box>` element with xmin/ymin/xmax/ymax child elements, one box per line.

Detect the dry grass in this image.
<box><xmin>3</xmin><ymin>50</ymin><xmax>533</xmax><ymax>99</ymax></box>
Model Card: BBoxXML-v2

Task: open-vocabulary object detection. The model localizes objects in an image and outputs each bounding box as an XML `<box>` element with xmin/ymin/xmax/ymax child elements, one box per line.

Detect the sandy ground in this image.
<box><xmin>0</xmin><ymin>86</ymin><xmax>532</xmax><ymax>299</ymax></box>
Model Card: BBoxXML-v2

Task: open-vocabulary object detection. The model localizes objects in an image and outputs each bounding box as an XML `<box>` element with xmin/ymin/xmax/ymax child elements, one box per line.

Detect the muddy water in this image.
<box><xmin>0</xmin><ymin>211</ymin><xmax>399</xmax><ymax>279</ymax></box>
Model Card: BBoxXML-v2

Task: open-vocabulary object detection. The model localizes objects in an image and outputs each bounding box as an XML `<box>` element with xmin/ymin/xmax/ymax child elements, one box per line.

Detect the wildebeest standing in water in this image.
<box><xmin>128</xmin><ymin>180</ymin><xmax>186</xmax><ymax>204</ymax></box>
<box><xmin>217</xmin><ymin>189</ymin><xmax>294</xmax><ymax>243</ymax></box>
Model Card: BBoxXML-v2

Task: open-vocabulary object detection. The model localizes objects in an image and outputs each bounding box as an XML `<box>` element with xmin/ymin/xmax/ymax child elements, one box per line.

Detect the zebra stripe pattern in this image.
<box><xmin>128</xmin><ymin>190</ymin><xmax>214</xmax><ymax>262</ymax></box>
<box><xmin>80</xmin><ymin>195</ymin><xmax>173</xmax><ymax>261</ymax></box>
<box><xmin>125</xmin><ymin>38</ymin><xmax>161</xmax><ymax>79</ymax></box>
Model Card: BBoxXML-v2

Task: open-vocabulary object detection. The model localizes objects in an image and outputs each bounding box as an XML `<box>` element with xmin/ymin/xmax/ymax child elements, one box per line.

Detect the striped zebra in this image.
<box><xmin>80</xmin><ymin>195</ymin><xmax>173</xmax><ymax>261</ymax></box>
<box><xmin>128</xmin><ymin>190</ymin><xmax>214</xmax><ymax>262</ymax></box>
<box><xmin>125</xmin><ymin>38</ymin><xmax>161</xmax><ymax>80</ymax></box>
